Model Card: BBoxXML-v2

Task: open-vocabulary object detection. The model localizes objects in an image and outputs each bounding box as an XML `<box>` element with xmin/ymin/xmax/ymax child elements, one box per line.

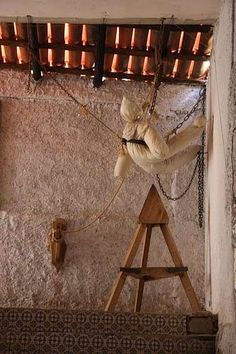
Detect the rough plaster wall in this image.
<box><xmin>206</xmin><ymin>0</ymin><xmax>236</xmax><ymax>352</ymax></box>
<box><xmin>0</xmin><ymin>0</ymin><xmax>220</xmax><ymax>24</ymax></box>
<box><xmin>0</xmin><ymin>69</ymin><xmax>204</xmax><ymax>313</ymax></box>
<box><xmin>231</xmin><ymin>0</ymin><xmax>236</xmax><ymax>279</ymax></box>
<box><xmin>230</xmin><ymin>65</ymin><xmax>236</xmax><ymax>294</ymax></box>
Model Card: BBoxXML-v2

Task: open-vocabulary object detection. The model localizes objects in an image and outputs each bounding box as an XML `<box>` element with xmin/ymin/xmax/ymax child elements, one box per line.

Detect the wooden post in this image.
<box><xmin>105</xmin><ymin>223</ymin><xmax>146</xmax><ymax>311</ymax></box>
<box><xmin>93</xmin><ymin>24</ymin><xmax>106</xmax><ymax>88</ymax></box>
<box><xmin>160</xmin><ymin>224</ymin><xmax>201</xmax><ymax>312</ymax></box>
<box><xmin>105</xmin><ymin>185</ymin><xmax>201</xmax><ymax>313</ymax></box>
<box><xmin>155</xmin><ymin>26</ymin><xmax>169</xmax><ymax>84</ymax></box>
<box><xmin>134</xmin><ymin>225</ymin><xmax>152</xmax><ymax>312</ymax></box>
<box><xmin>26</xmin><ymin>20</ymin><xmax>42</xmax><ymax>81</ymax></box>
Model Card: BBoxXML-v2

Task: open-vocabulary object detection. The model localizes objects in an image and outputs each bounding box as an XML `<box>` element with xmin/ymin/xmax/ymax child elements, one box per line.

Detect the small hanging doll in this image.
<box><xmin>114</xmin><ymin>96</ymin><xmax>206</xmax><ymax>178</ymax></box>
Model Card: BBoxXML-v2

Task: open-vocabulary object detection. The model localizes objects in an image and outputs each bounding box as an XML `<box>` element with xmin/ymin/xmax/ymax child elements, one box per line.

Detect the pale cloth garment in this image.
<box><xmin>114</xmin><ymin>96</ymin><xmax>206</xmax><ymax>178</ymax></box>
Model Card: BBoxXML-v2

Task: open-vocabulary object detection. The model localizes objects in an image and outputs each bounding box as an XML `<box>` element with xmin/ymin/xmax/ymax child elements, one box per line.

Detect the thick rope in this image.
<box><xmin>40</xmin><ymin>72</ymin><xmax>122</xmax><ymax>140</ymax></box>
<box><xmin>63</xmin><ymin>179</ymin><xmax>124</xmax><ymax>234</ymax></box>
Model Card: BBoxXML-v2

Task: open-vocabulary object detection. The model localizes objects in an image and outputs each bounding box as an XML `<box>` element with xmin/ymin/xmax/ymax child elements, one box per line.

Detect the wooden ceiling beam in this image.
<box><xmin>108</xmin><ymin>24</ymin><xmax>212</xmax><ymax>33</ymax></box>
<box><xmin>0</xmin><ymin>62</ymin><xmax>205</xmax><ymax>85</ymax></box>
<box><xmin>106</xmin><ymin>48</ymin><xmax>210</xmax><ymax>61</ymax></box>
<box><xmin>104</xmin><ymin>71</ymin><xmax>154</xmax><ymax>81</ymax></box>
<box><xmin>40</xmin><ymin>42</ymin><xmax>95</xmax><ymax>52</ymax></box>
<box><xmin>93</xmin><ymin>24</ymin><xmax>106</xmax><ymax>88</ymax></box>
<box><xmin>158</xmin><ymin>26</ymin><xmax>170</xmax><ymax>82</ymax></box>
<box><xmin>44</xmin><ymin>66</ymin><xmax>94</xmax><ymax>76</ymax></box>
<box><xmin>104</xmin><ymin>71</ymin><xmax>205</xmax><ymax>85</ymax></box>
<box><xmin>161</xmin><ymin>24</ymin><xmax>213</xmax><ymax>33</ymax></box>
<box><xmin>0</xmin><ymin>39</ymin><xmax>211</xmax><ymax>61</ymax></box>
<box><xmin>166</xmin><ymin>52</ymin><xmax>210</xmax><ymax>62</ymax></box>
<box><xmin>0</xmin><ymin>39</ymin><xmax>95</xmax><ymax>52</ymax></box>
<box><xmin>0</xmin><ymin>39</ymin><xmax>27</xmax><ymax>47</ymax></box>
<box><xmin>26</xmin><ymin>22</ymin><xmax>42</xmax><ymax>81</ymax></box>
<box><xmin>0</xmin><ymin>62</ymin><xmax>28</xmax><ymax>70</ymax></box>
<box><xmin>0</xmin><ymin>62</ymin><xmax>94</xmax><ymax>76</ymax></box>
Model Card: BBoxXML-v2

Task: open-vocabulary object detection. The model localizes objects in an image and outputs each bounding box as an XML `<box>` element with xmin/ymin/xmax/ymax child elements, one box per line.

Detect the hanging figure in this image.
<box><xmin>115</xmin><ymin>96</ymin><xmax>206</xmax><ymax>178</ymax></box>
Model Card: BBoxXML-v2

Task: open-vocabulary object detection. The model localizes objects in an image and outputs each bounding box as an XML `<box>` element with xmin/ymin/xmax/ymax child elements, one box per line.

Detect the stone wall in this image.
<box><xmin>0</xmin><ymin>69</ymin><xmax>204</xmax><ymax>313</ymax></box>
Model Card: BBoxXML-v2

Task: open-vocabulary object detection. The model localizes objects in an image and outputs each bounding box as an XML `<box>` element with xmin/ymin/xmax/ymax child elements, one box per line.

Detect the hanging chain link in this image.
<box><xmin>144</xmin><ymin>17</ymin><xmax>207</xmax><ymax>227</ymax></box>
<box><xmin>171</xmin><ymin>87</ymin><xmax>206</xmax><ymax>134</ymax></box>
<box><xmin>156</xmin><ymin>86</ymin><xmax>206</xmax><ymax>227</ymax></box>
<box><xmin>197</xmin><ymin>86</ymin><xmax>206</xmax><ymax>227</ymax></box>
<box><xmin>156</xmin><ymin>158</ymin><xmax>199</xmax><ymax>201</ymax></box>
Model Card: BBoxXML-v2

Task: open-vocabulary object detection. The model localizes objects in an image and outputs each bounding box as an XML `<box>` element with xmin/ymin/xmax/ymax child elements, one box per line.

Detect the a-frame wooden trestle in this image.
<box><xmin>105</xmin><ymin>185</ymin><xmax>201</xmax><ymax>313</ymax></box>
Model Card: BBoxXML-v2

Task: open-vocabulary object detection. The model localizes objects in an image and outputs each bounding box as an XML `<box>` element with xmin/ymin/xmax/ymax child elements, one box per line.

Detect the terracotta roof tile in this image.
<box><xmin>0</xmin><ymin>22</ymin><xmax>213</xmax><ymax>85</ymax></box>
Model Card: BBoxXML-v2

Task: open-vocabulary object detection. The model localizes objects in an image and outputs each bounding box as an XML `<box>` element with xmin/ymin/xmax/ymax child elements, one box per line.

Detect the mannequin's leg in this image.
<box><xmin>166</xmin><ymin>116</ymin><xmax>206</xmax><ymax>158</ymax></box>
<box><xmin>147</xmin><ymin>145</ymin><xmax>200</xmax><ymax>174</ymax></box>
<box><xmin>133</xmin><ymin>115</ymin><xmax>206</xmax><ymax>164</ymax></box>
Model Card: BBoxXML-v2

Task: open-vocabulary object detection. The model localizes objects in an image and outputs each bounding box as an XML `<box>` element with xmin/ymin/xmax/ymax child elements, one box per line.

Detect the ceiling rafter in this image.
<box><xmin>0</xmin><ymin>22</ymin><xmax>213</xmax><ymax>86</ymax></box>
<box><xmin>26</xmin><ymin>22</ymin><xmax>42</xmax><ymax>80</ymax></box>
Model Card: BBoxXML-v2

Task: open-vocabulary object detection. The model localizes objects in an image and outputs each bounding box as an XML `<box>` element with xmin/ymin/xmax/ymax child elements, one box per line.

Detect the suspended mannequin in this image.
<box><xmin>115</xmin><ymin>96</ymin><xmax>206</xmax><ymax>178</ymax></box>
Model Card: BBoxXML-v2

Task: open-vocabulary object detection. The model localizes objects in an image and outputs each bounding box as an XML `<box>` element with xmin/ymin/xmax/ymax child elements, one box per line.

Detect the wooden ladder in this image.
<box><xmin>105</xmin><ymin>184</ymin><xmax>201</xmax><ymax>313</ymax></box>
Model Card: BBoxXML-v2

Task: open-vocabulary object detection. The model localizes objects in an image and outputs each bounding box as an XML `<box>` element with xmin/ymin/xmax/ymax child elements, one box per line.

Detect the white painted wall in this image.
<box><xmin>206</xmin><ymin>0</ymin><xmax>236</xmax><ymax>352</ymax></box>
<box><xmin>0</xmin><ymin>72</ymin><xmax>205</xmax><ymax>313</ymax></box>
<box><xmin>0</xmin><ymin>0</ymin><xmax>220</xmax><ymax>24</ymax></box>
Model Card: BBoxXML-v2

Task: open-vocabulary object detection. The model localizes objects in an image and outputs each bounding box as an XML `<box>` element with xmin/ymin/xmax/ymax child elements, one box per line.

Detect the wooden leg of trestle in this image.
<box><xmin>105</xmin><ymin>223</ymin><xmax>146</xmax><ymax>312</ymax></box>
<box><xmin>134</xmin><ymin>225</ymin><xmax>152</xmax><ymax>312</ymax></box>
<box><xmin>160</xmin><ymin>224</ymin><xmax>201</xmax><ymax>312</ymax></box>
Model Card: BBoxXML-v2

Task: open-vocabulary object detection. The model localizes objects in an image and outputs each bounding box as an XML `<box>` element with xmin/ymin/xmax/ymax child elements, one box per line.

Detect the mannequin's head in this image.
<box><xmin>120</xmin><ymin>96</ymin><xmax>142</xmax><ymax>122</ymax></box>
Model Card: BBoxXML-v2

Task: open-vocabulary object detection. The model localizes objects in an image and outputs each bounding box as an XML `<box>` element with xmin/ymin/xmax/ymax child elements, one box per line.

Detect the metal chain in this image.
<box><xmin>147</xmin><ymin>18</ymin><xmax>205</xmax><ymax>126</ymax></box>
<box><xmin>155</xmin><ymin>86</ymin><xmax>206</xmax><ymax>227</ymax></box>
<box><xmin>146</xmin><ymin>18</ymin><xmax>207</xmax><ymax>226</ymax></box>
<box><xmin>170</xmin><ymin>86</ymin><xmax>206</xmax><ymax>135</ymax></box>
<box><xmin>197</xmin><ymin>86</ymin><xmax>206</xmax><ymax>227</ymax></box>
<box><xmin>197</xmin><ymin>136</ymin><xmax>205</xmax><ymax>227</ymax></box>
<box><xmin>156</xmin><ymin>156</ymin><xmax>199</xmax><ymax>201</ymax></box>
